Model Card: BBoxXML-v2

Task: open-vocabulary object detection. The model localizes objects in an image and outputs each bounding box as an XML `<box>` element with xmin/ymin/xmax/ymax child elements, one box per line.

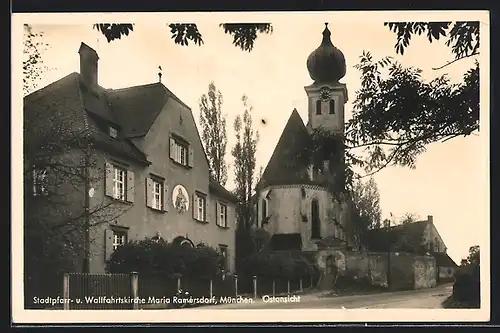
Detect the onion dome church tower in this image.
<box><xmin>253</xmin><ymin>23</ymin><xmax>354</xmax><ymax>260</ymax></box>
<box><xmin>305</xmin><ymin>23</ymin><xmax>348</xmax><ymax>135</ymax></box>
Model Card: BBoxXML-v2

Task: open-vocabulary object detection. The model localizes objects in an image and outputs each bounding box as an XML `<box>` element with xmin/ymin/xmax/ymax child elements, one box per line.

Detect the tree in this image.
<box><xmin>232</xmin><ymin>95</ymin><xmax>260</xmax><ymax>272</ymax></box>
<box><xmin>23</xmin><ymin>24</ymin><xmax>50</xmax><ymax>96</ymax></box>
<box><xmin>352</xmin><ymin>177</ymin><xmax>382</xmax><ymax>229</ymax></box>
<box><xmin>465</xmin><ymin>245</ymin><xmax>480</xmax><ymax>265</ymax></box>
<box><xmin>23</xmin><ymin>25</ymin><xmax>130</xmax><ymax>307</ymax></box>
<box><xmin>345</xmin><ymin>21</ymin><xmax>479</xmax><ymax>177</ymax></box>
<box><xmin>199</xmin><ymin>82</ymin><xmax>228</xmax><ymax>186</ymax></box>
<box><xmin>350</xmin><ymin>177</ymin><xmax>382</xmax><ymax>245</ymax></box>
<box><xmin>301</xmin><ymin>21</ymin><xmax>479</xmax><ymax>188</ymax></box>
<box><xmin>400</xmin><ymin>212</ymin><xmax>420</xmax><ymax>225</ymax></box>
<box><xmin>93</xmin><ymin>23</ymin><xmax>273</xmax><ymax>52</ymax></box>
<box><xmin>232</xmin><ymin>94</ymin><xmax>260</xmax><ymax>229</ymax></box>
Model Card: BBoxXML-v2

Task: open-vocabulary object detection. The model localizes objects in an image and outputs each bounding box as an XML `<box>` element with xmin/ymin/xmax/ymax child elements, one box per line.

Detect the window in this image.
<box><xmin>311</xmin><ymin>198</ymin><xmax>321</xmax><ymax>239</ymax></box>
<box><xmin>146</xmin><ymin>176</ymin><xmax>166</xmax><ymax>211</ymax></box>
<box><xmin>218</xmin><ymin>203</ymin><xmax>228</xmax><ymax>227</ymax></box>
<box><xmin>152</xmin><ymin>179</ymin><xmax>163</xmax><ymax>211</ymax></box>
<box><xmin>112</xmin><ymin>229</ymin><xmax>127</xmax><ymax>250</ymax></box>
<box><xmin>195</xmin><ymin>193</ymin><xmax>206</xmax><ymax>221</ymax></box>
<box><xmin>329</xmin><ymin>99</ymin><xmax>335</xmax><ymax>114</ymax></box>
<box><xmin>170</xmin><ymin>137</ymin><xmax>192</xmax><ymax>167</ymax></box>
<box><xmin>316</xmin><ymin>99</ymin><xmax>322</xmax><ymax>115</ymax></box>
<box><xmin>261</xmin><ymin>199</ymin><xmax>267</xmax><ymax>219</ymax></box>
<box><xmin>32</xmin><ymin>167</ymin><xmax>48</xmax><ymax>196</ymax></box>
<box><xmin>109</xmin><ymin>126</ymin><xmax>118</xmax><ymax>139</ymax></box>
<box><xmin>106</xmin><ymin>162</ymin><xmax>134</xmax><ymax>203</ymax></box>
<box><xmin>113</xmin><ymin>165</ymin><xmax>126</xmax><ymax>200</ymax></box>
<box><xmin>219</xmin><ymin>245</ymin><xmax>228</xmax><ymax>271</ymax></box>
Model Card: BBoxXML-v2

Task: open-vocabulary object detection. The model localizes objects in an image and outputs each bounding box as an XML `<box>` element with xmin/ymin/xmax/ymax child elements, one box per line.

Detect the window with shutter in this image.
<box><xmin>188</xmin><ymin>147</ymin><xmax>194</xmax><ymax>168</ymax></box>
<box><xmin>105</xmin><ymin>162</ymin><xmax>130</xmax><ymax>201</ymax></box>
<box><xmin>126</xmin><ymin>170</ymin><xmax>135</xmax><ymax>203</ymax></box>
<box><xmin>151</xmin><ymin>179</ymin><xmax>163</xmax><ymax>211</ymax></box>
<box><xmin>194</xmin><ymin>192</ymin><xmax>206</xmax><ymax>222</ymax></box>
<box><xmin>170</xmin><ymin>136</ymin><xmax>191</xmax><ymax>167</ymax></box>
<box><xmin>145</xmin><ymin>178</ymin><xmax>153</xmax><ymax>208</ymax></box>
<box><xmin>163</xmin><ymin>181</ymin><xmax>168</xmax><ymax>212</ymax></box>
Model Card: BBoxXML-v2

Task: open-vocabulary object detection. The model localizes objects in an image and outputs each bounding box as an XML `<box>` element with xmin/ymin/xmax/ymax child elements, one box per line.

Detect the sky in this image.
<box><xmin>16</xmin><ymin>12</ymin><xmax>489</xmax><ymax>265</ymax></box>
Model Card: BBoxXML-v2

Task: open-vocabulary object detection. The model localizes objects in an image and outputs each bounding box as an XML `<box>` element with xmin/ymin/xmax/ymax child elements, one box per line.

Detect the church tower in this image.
<box><xmin>305</xmin><ymin>23</ymin><xmax>348</xmax><ymax>136</ymax></box>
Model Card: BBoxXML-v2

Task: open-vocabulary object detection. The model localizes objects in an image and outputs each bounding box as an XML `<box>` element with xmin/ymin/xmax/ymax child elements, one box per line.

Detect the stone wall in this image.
<box><xmin>414</xmin><ymin>255</ymin><xmax>437</xmax><ymax>289</ymax></box>
<box><xmin>438</xmin><ymin>266</ymin><xmax>456</xmax><ymax>282</ymax></box>
<box><xmin>315</xmin><ymin>250</ymin><xmax>437</xmax><ymax>291</ymax></box>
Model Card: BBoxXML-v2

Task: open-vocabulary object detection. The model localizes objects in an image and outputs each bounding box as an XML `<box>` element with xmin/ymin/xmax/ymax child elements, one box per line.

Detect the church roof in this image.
<box><xmin>258</xmin><ymin>109</ymin><xmax>316</xmax><ymax>188</ymax></box>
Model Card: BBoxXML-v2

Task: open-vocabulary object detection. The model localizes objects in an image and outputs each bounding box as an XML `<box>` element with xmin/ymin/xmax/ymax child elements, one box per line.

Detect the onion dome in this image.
<box><xmin>306</xmin><ymin>23</ymin><xmax>346</xmax><ymax>83</ymax></box>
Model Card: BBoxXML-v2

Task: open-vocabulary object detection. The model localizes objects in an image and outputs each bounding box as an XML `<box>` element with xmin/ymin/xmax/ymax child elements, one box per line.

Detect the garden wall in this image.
<box><xmin>316</xmin><ymin>250</ymin><xmax>437</xmax><ymax>291</ymax></box>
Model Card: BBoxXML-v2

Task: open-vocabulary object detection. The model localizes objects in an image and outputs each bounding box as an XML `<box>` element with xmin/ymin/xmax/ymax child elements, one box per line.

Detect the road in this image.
<box><xmin>208</xmin><ymin>283</ymin><xmax>453</xmax><ymax>309</ymax></box>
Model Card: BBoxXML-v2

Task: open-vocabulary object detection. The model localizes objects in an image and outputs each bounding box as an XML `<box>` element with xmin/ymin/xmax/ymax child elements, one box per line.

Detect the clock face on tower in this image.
<box><xmin>320</xmin><ymin>87</ymin><xmax>332</xmax><ymax>102</ymax></box>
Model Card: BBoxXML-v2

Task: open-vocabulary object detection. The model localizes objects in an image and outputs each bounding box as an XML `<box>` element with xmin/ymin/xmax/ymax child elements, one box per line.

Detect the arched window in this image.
<box><xmin>316</xmin><ymin>100</ymin><xmax>322</xmax><ymax>115</ymax></box>
<box><xmin>311</xmin><ymin>199</ymin><xmax>321</xmax><ymax>239</ymax></box>
<box><xmin>329</xmin><ymin>99</ymin><xmax>335</xmax><ymax>114</ymax></box>
<box><xmin>434</xmin><ymin>237</ymin><xmax>439</xmax><ymax>252</ymax></box>
<box><xmin>261</xmin><ymin>198</ymin><xmax>267</xmax><ymax>219</ymax></box>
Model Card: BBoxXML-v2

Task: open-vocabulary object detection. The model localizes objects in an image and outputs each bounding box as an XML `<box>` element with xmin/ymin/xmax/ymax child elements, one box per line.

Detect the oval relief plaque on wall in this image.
<box><xmin>172</xmin><ymin>184</ymin><xmax>189</xmax><ymax>213</ymax></box>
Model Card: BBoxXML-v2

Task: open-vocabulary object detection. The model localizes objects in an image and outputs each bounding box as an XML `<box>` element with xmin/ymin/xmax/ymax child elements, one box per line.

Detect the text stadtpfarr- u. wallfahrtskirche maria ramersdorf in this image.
<box><xmin>33</xmin><ymin>294</ymin><xmax>301</xmax><ymax>307</ymax></box>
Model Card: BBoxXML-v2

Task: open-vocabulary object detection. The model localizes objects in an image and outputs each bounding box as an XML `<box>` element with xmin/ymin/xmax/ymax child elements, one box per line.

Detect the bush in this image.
<box><xmin>239</xmin><ymin>251</ymin><xmax>317</xmax><ymax>281</ymax></box>
<box><xmin>106</xmin><ymin>238</ymin><xmax>224</xmax><ymax>279</ymax></box>
<box><xmin>451</xmin><ymin>263</ymin><xmax>480</xmax><ymax>308</ymax></box>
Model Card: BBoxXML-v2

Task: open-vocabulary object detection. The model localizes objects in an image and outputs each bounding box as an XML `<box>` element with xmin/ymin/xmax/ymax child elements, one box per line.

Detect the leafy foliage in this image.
<box><xmin>220</xmin><ymin>23</ymin><xmax>273</xmax><ymax>52</ymax></box>
<box><xmin>350</xmin><ymin>177</ymin><xmax>382</xmax><ymax>245</ymax></box>
<box><xmin>232</xmin><ymin>94</ymin><xmax>260</xmax><ymax>230</ymax></box>
<box><xmin>93</xmin><ymin>23</ymin><xmax>272</xmax><ymax>51</ymax></box>
<box><xmin>465</xmin><ymin>245</ymin><xmax>480</xmax><ymax>265</ymax></box>
<box><xmin>23</xmin><ymin>24</ymin><xmax>50</xmax><ymax>95</ymax></box>
<box><xmin>385</xmin><ymin>21</ymin><xmax>479</xmax><ymax>61</ymax></box>
<box><xmin>302</xmin><ymin>21</ymin><xmax>480</xmax><ymax>187</ymax></box>
<box><xmin>347</xmin><ymin>51</ymin><xmax>479</xmax><ymax>175</ymax></box>
<box><xmin>23</xmin><ymin>28</ymin><xmax>130</xmax><ymax>284</ymax></box>
<box><xmin>199</xmin><ymin>82</ymin><xmax>228</xmax><ymax>186</ymax></box>
<box><xmin>399</xmin><ymin>212</ymin><xmax>420</xmax><ymax>225</ymax></box>
<box><xmin>240</xmin><ymin>251</ymin><xmax>317</xmax><ymax>280</ymax></box>
<box><xmin>168</xmin><ymin>23</ymin><xmax>204</xmax><ymax>46</ymax></box>
<box><xmin>93</xmin><ymin>24</ymin><xmax>134</xmax><ymax>42</ymax></box>
<box><xmin>452</xmin><ymin>247</ymin><xmax>480</xmax><ymax>308</ymax></box>
<box><xmin>107</xmin><ymin>238</ymin><xmax>224</xmax><ymax>279</ymax></box>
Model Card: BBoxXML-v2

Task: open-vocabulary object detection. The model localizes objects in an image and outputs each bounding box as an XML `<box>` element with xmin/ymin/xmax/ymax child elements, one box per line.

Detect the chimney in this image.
<box><xmin>427</xmin><ymin>215</ymin><xmax>433</xmax><ymax>224</ymax></box>
<box><xmin>78</xmin><ymin>42</ymin><xmax>99</xmax><ymax>90</ymax></box>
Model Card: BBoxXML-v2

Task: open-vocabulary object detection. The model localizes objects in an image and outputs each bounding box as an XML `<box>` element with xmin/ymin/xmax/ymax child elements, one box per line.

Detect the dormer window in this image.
<box><xmin>109</xmin><ymin>126</ymin><xmax>118</xmax><ymax>139</ymax></box>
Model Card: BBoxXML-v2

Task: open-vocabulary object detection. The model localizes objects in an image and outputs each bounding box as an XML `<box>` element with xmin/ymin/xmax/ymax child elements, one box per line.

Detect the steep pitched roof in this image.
<box><xmin>24</xmin><ymin>72</ymin><xmax>150</xmax><ymax>165</ymax></box>
<box><xmin>366</xmin><ymin>221</ymin><xmax>429</xmax><ymax>253</ymax></box>
<box><xmin>25</xmin><ymin>70</ymin><xmax>239</xmax><ymax>199</ymax></box>
<box><xmin>258</xmin><ymin>109</ymin><xmax>314</xmax><ymax>188</ymax></box>
<box><xmin>106</xmin><ymin>83</ymin><xmax>190</xmax><ymax>138</ymax></box>
<box><xmin>434</xmin><ymin>252</ymin><xmax>458</xmax><ymax>268</ymax></box>
<box><xmin>209</xmin><ymin>177</ymin><xmax>238</xmax><ymax>203</ymax></box>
